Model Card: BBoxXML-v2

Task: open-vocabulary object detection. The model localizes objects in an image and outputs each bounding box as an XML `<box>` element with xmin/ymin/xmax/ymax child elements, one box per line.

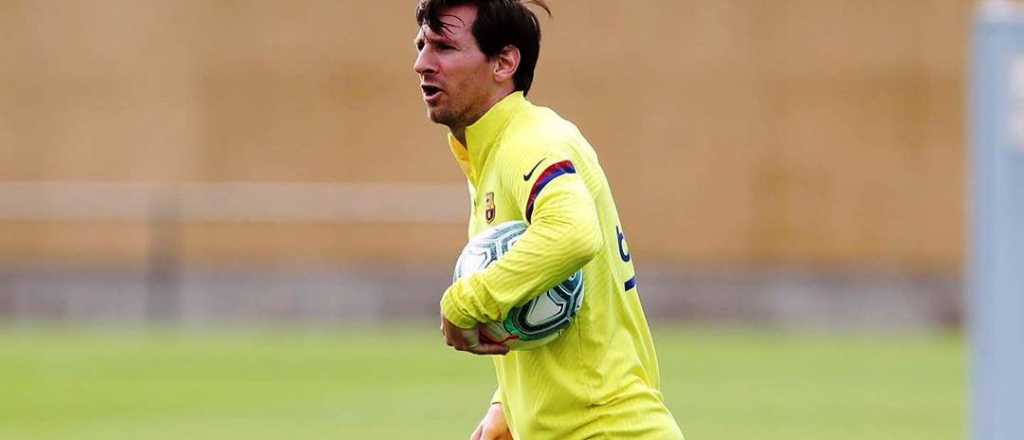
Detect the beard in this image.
<box><xmin>427</xmin><ymin>101</ymin><xmax>468</xmax><ymax>130</ymax></box>
<box><xmin>424</xmin><ymin>88</ymin><xmax>488</xmax><ymax>133</ymax></box>
<box><xmin>427</xmin><ymin>107</ymin><xmax>456</xmax><ymax>127</ymax></box>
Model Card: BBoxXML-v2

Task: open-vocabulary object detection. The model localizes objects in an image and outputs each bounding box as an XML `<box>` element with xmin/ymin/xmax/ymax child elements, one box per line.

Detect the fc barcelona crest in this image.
<box><xmin>484</xmin><ymin>192</ymin><xmax>496</xmax><ymax>223</ymax></box>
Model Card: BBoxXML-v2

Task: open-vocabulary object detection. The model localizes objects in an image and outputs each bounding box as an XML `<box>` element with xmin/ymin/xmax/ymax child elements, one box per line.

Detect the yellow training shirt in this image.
<box><xmin>440</xmin><ymin>92</ymin><xmax>684</xmax><ymax>439</ymax></box>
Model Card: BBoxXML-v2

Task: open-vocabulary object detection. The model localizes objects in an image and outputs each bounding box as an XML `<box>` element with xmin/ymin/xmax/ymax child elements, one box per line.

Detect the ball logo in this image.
<box><xmin>485</xmin><ymin>192</ymin><xmax>496</xmax><ymax>223</ymax></box>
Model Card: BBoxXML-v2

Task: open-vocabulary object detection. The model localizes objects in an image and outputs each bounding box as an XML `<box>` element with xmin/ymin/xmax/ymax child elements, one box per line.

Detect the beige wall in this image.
<box><xmin>0</xmin><ymin>1</ymin><xmax>973</xmax><ymax>270</ymax></box>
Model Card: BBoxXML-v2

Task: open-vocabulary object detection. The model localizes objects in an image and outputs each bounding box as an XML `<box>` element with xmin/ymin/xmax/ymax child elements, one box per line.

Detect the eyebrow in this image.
<box><xmin>414</xmin><ymin>32</ymin><xmax>455</xmax><ymax>48</ymax></box>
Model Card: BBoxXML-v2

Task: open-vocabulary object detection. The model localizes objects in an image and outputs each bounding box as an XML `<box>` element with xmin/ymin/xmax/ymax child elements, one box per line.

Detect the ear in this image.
<box><xmin>493</xmin><ymin>45</ymin><xmax>521</xmax><ymax>84</ymax></box>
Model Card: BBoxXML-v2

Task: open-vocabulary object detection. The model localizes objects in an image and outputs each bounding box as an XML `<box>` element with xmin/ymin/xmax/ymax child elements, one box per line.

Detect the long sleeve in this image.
<box><xmin>441</xmin><ymin>159</ymin><xmax>603</xmax><ymax>328</ymax></box>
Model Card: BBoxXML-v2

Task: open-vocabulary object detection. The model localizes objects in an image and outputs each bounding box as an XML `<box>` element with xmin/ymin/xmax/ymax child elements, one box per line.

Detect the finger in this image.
<box><xmin>481</xmin><ymin>425</ymin><xmax>512</xmax><ymax>440</ymax></box>
<box><xmin>452</xmin><ymin>342</ymin><xmax>478</xmax><ymax>353</ymax></box>
<box><xmin>446</xmin><ymin>333</ymin><xmax>467</xmax><ymax>349</ymax></box>
<box><xmin>470</xmin><ymin>423</ymin><xmax>484</xmax><ymax>440</ymax></box>
<box><xmin>467</xmin><ymin>342</ymin><xmax>510</xmax><ymax>356</ymax></box>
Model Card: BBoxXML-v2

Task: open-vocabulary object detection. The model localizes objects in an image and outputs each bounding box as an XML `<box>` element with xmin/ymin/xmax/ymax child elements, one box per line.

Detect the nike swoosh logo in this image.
<box><xmin>523</xmin><ymin>158</ymin><xmax>546</xmax><ymax>181</ymax></box>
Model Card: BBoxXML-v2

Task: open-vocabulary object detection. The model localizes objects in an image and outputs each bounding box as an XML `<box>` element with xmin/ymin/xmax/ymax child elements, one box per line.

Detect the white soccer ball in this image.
<box><xmin>452</xmin><ymin>221</ymin><xmax>584</xmax><ymax>350</ymax></box>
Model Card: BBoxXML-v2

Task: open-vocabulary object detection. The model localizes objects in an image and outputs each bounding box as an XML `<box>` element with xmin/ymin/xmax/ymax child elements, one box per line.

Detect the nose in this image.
<box><xmin>414</xmin><ymin>48</ymin><xmax>436</xmax><ymax>77</ymax></box>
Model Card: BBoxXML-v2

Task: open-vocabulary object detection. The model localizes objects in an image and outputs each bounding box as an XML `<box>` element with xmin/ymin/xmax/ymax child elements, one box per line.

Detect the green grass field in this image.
<box><xmin>0</xmin><ymin>325</ymin><xmax>963</xmax><ymax>439</ymax></box>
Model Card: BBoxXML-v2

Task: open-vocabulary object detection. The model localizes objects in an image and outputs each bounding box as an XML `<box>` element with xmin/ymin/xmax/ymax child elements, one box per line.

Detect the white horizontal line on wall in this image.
<box><xmin>0</xmin><ymin>182</ymin><xmax>468</xmax><ymax>224</ymax></box>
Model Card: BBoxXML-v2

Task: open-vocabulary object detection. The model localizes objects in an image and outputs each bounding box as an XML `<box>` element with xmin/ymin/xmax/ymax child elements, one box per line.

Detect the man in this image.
<box><xmin>413</xmin><ymin>1</ymin><xmax>685</xmax><ymax>438</ymax></box>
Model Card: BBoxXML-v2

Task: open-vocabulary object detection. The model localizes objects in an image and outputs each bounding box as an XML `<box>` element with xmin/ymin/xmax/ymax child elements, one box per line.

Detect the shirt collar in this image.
<box><xmin>448</xmin><ymin>92</ymin><xmax>529</xmax><ymax>183</ymax></box>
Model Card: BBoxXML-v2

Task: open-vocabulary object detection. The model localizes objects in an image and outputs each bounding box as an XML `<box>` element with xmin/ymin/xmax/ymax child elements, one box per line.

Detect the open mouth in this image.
<box><xmin>421</xmin><ymin>85</ymin><xmax>442</xmax><ymax>100</ymax></box>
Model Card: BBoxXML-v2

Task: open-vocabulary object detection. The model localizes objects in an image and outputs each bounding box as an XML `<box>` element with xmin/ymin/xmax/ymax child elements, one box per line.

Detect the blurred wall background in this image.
<box><xmin>0</xmin><ymin>1</ymin><xmax>973</xmax><ymax>328</ymax></box>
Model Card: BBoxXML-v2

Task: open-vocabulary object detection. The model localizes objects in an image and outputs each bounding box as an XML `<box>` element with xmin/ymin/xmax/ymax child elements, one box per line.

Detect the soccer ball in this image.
<box><xmin>452</xmin><ymin>221</ymin><xmax>584</xmax><ymax>350</ymax></box>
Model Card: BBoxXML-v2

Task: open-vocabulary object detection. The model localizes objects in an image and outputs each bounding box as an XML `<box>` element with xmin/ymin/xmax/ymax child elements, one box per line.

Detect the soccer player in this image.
<box><xmin>413</xmin><ymin>1</ymin><xmax>685</xmax><ymax>438</ymax></box>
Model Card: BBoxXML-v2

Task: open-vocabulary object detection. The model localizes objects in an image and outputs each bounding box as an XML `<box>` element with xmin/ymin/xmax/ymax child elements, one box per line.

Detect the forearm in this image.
<box><xmin>441</xmin><ymin>188</ymin><xmax>602</xmax><ymax>328</ymax></box>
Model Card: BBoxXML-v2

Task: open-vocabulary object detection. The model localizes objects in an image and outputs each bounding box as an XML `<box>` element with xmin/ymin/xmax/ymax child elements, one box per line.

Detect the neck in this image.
<box><xmin>449</xmin><ymin>88</ymin><xmax>516</xmax><ymax>149</ymax></box>
<box><xmin>451</xmin><ymin>125</ymin><xmax>468</xmax><ymax>147</ymax></box>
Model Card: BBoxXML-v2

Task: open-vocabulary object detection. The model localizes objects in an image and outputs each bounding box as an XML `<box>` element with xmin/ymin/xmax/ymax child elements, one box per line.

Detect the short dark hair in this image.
<box><xmin>416</xmin><ymin>0</ymin><xmax>551</xmax><ymax>96</ymax></box>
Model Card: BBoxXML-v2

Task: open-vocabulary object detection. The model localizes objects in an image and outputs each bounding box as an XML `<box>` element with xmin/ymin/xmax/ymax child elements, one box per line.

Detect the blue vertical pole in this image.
<box><xmin>971</xmin><ymin>2</ymin><xmax>1024</xmax><ymax>440</ymax></box>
